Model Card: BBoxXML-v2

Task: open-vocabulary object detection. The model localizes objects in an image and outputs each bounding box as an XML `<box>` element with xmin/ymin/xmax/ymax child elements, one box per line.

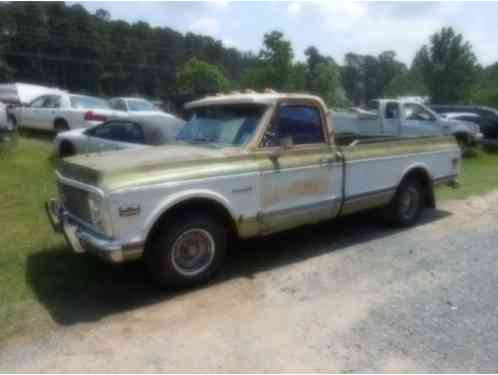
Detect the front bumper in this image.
<box><xmin>45</xmin><ymin>198</ymin><xmax>143</xmax><ymax>263</ymax></box>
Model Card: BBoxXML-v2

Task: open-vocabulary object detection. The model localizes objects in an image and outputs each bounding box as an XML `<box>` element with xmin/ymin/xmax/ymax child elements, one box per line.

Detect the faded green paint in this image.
<box><xmin>58</xmin><ymin>136</ymin><xmax>458</xmax><ymax>193</ymax></box>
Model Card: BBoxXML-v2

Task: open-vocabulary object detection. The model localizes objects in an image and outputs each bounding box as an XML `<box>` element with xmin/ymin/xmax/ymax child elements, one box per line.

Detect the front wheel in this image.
<box><xmin>384</xmin><ymin>178</ymin><xmax>423</xmax><ymax>227</ymax></box>
<box><xmin>145</xmin><ymin>212</ymin><xmax>227</xmax><ymax>288</ymax></box>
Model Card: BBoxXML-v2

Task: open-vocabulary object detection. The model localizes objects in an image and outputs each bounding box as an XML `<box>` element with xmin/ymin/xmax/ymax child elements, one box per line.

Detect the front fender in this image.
<box><xmin>143</xmin><ymin>189</ymin><xmax>236</xmax><ymax>240</ymax></box>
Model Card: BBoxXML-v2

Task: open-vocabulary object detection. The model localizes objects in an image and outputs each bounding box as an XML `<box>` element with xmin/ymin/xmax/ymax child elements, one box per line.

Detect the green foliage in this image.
<box><xmin>341</xmin><ymin>51</ymin><xmax>407</xmax><ymax>105</ymax></box>
<box><xmin>177</xmin><ymin>57</ymin><xmax>230</xmax><ymax>97</ymax></box>
<box><xmin>470</xmin><ymin>88</ymin><xmax>498</xmax><ymax>109</ymax></box>
<box><xmin>413</xmin><ymin>27</ymin><xmax>477</xmax><ymax>104</ymax></box>
<box><xmin>242</xmin><ymin>31</ymin><xmax>294</xmax><ymax>91</ymax></box>
<box><xmin>0</xmin><ymin>2</ymin><xmax>251</xmax><ymax>105</ymax></box>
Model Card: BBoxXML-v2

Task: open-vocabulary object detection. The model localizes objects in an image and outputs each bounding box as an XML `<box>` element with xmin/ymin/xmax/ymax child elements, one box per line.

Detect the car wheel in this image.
<box><xmin>145</xmin><ymin>212</ymin><xmax>227</xmax><ymax>288</ymax></box>
<box><xmin>59</xmin><ymin>141</ymin><xmax>76</xmax><ymax>158</ymax></box>
<box><xmin>54</xmin><ymin>119</ymin><xmax>69</xmax><ymax>133</ymax></box>
<box><xmin>385</xmin><ymin>178</ymin><xmax>423</xmax><ymax>227</ymax></box>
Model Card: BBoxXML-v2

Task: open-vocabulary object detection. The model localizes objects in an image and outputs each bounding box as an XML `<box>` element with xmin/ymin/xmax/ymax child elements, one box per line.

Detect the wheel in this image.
<box><xmin>54</xmin><ymin>119</ymin><xmax>69</xmax><ymax>133</ymax></box>
<box><xmin>145</xmin><ymin>212</ymin><xmax>227</xmax><ymax>288</ymax></box>
<box><xmin>59</xmin><ymin>141</ymin><xmax>76</xmax><ymax>158</ymax></box>
<box><xmin>384</xmin><ymin>178</ymin><xmax>423</xmax><ymax>227</ymax></box>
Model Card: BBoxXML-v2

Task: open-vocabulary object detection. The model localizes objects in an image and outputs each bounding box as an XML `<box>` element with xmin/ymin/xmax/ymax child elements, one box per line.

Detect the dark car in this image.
<box><xmin>431</xmin><ymin>105</ymin><xmax>498</xmax><ymax>140</ymax></box>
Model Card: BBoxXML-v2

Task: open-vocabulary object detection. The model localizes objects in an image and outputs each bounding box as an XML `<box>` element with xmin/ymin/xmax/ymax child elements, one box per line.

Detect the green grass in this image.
<box><xmin>437</xmin><ymin>149</ymin><xmax>498</xmax><ymax>200</ymax></box>
<box><xmin>0</xmin><ymin>135</ymin><xmax>497</xmax><ymax>343</ymax></box>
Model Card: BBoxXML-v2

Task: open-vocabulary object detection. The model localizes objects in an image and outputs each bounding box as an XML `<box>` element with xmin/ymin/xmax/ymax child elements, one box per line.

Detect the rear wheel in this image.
<box><xmin>384</xmin><ymin>178</ymin><xmax>423</xmax><ymax>227</ymax></box>
<box><xmin>145</xmin><ymin>212</ymin><xmax>227</xmax><ymax>288</ymax></box>
<box><xmin>54</xmin><ymin>119</ymin><xmax>69</xmax><ymax>133</ymax></box>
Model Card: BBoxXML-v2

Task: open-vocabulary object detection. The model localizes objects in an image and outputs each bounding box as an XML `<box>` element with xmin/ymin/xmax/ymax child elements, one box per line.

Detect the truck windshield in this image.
<box><xmin>177</xmin><ymin>104</ymin><xmax>267</xmax><ymax>147</ymax></box>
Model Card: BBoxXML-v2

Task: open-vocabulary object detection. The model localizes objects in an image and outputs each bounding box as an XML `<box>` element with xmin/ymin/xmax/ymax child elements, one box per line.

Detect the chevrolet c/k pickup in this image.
<box><xmin>46</xmin><ymin>92</ymin><xmax>461</xmax><ymax>287</ymax></box>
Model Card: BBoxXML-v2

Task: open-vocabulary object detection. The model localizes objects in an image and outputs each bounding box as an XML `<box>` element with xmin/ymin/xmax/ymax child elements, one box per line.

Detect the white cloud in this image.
<box><xmin>287</xmin><ymin>2</ymin><xmax>302</xmax><ymax>16</ymax></box>
<box><xmin>190</xmin><ymin>16</ymin><xmax>221</xmax><ymax>36</ymax></box>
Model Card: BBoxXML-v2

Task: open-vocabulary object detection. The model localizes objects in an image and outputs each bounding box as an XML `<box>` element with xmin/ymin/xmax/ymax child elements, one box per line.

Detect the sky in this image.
<box><xmin>75</xmin><ymin>1</ymin><xmax>498</xmax><ymax>67</ymax></box>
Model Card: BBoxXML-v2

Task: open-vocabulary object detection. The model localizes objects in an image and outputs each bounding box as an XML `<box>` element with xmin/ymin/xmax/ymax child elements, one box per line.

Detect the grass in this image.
<box><xmin>0</xmin><ymin>135</ymin><xmax>497</xmax><ymax>343</ymax></box>
<box><xmin>437</xmin><ymin>149</ymin><xmax>498</xmax><ymax>200</ymax></box>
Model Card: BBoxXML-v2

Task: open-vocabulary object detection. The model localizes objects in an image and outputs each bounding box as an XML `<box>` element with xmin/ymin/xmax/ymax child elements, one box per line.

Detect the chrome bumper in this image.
<box><xmin>45</xmin><ymin>198</ymin><xmax>143</xmax><ymax>263</ymax></box>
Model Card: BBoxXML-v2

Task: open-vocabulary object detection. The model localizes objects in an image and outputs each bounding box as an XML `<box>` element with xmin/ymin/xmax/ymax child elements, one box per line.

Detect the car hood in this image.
<box><xmin>442</xmin><ymin>118</ymin><xmax>480</xmax><ymax>135</ymax></box>
<box><xmin>57</xmin><ymin>143</ymin><xmax>252</xmax><ymax>191</ymax></box>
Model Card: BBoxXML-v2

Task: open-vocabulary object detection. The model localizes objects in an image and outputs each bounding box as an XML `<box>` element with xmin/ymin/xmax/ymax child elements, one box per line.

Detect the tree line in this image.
<box><xmin>0</xmin><ymin>2</ymin><xmax>497</xmax><ymax>110</ymax></box>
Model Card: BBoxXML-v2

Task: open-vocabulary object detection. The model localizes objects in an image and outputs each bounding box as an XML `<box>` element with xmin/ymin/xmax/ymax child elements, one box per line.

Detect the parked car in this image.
<box><xmin>54</xmin><ymin>115</ymin><xmax>185</xmax><ymax>157</ymax></box>
<box><xmin>334</xmin><ymin>99</ymin><xmax>482</xmax><ymax>147</ymax></box>
<box><xmin>431</xmin><ymin>105</ymin><xmax>498</xmax><ymax>140</ymax></box>
<box><xmin>46</xmin><ymin>92</ymin><xmax>460</xmax><ymax>288</ymax></box>
<box><xmin>109</xmin><ymin>97</ymin><xmax>176</xmax><ymax>118</ymax></box>
<box><xmin>11</xmin><ymin>92</ymin><xmax>126</xmax><ymax>132</ymax></box>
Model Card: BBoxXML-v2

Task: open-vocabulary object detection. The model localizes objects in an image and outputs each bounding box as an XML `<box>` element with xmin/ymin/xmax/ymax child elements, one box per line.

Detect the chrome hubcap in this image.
<box><xmin>171</xmin><ymin>229</ymin><xmax>215</xmax><ymax>276</ymax></box>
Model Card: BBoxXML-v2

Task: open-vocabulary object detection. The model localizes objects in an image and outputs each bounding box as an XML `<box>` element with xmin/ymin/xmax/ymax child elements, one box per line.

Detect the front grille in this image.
<box><xmin>59</xmin><ymin>182</ymin><xmax>91</xmax><ymax>224</ymax></box>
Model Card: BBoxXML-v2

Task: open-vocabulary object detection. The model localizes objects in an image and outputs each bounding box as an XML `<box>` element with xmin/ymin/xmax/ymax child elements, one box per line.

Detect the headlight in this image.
<box><xmin>88</xmin><ymin>192</ymin><xmax>104</xmax><ymax>230</ymax></box>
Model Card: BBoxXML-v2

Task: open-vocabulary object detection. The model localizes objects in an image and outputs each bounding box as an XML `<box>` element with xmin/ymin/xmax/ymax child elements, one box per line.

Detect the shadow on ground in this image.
<box><xmin>26</xmin><ymin>208</ymin><xmax>451</xmax><ymax>326</ymax></box>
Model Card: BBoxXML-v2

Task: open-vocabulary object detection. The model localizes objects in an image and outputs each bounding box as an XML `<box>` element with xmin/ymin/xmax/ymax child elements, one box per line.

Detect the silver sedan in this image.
<box><xmin>54</xmin><ymin>114</ymin><xmax>185</xmax><ymax>157</ymax></box>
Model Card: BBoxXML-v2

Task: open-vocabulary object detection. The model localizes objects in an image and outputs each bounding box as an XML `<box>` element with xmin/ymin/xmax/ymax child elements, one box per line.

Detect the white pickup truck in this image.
<box><xmin>46</xmin><ymin>92</ymin><xmax>460</xmax><ymax>288</ymax></box>
<box><xmin>334</xmin><ymin>99</ymin><xmax>482</xmax><ymax>147</ymax></box>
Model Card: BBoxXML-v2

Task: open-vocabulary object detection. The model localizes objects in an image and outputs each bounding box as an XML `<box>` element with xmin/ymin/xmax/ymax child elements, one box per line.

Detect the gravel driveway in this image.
<box><xmin>1</xmin><ymin>191</ymin><xmax>498</xmax><ymax>372</ymax></box>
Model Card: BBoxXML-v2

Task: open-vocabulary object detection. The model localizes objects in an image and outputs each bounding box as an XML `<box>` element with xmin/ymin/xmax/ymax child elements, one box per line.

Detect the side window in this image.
<box><xmin>262</xmin><ymin>105</ymin><xmax>325</xmax><ymax>147</ymax></box>
<box><xmin>44</xmin><ymin>95</ymin><xmax>62</xmax><ymax>109</ymax></box>
<box><xmin>89</xmin><ymin>121</ymin><xmax>144</xmax><ymax>144</ymax></box>
<box><xmin>29</xmin><ymin>96</ymin><xmax>47</xmax><ymax>108</ymax></box>
<box><xmin>110</xmin><ymin>99</ymin><xmax>127</xmax><ymax>112</ymax></box>
<box><xmin>404</xmin><ymin>103</ymin><xmax>436</xmax><ymax>122</ymax></box>
<box><xmin>385</xmin><ymin>102</ymin><xmax>400</xmax><ymax>119</ymax></box>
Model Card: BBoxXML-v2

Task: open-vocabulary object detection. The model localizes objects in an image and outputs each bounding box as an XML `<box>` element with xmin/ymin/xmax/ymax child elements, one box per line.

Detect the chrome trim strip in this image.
<box><xmin>345</xmin><ymin>148</ymin><xmax>460</xmax><ymax>165</ymax></box>
<box><xmin>56</xmin><ymin>171</ymin><xmax>105</xmax><ymax>197</ymax></box>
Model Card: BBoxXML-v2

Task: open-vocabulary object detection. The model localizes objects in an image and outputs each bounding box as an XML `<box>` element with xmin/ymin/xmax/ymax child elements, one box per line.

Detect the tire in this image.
<box><xmin>384</xmin><ymin>178</ymin><xmax>423</xmax><ymax>227</ymax></box>
<box><xmin>145</xmin><ymin>212</ymin><xmax>227</xmax><ymax>288</ymax></box>
<box><xmin>54</xmin><ymin>119</ymin><xmax>69</xmax><ymax>133</ymax></box>
<box><xmin>59</xmin><ymin>141</ymin><xmax>76</xmax><ymax>158</ymax></box>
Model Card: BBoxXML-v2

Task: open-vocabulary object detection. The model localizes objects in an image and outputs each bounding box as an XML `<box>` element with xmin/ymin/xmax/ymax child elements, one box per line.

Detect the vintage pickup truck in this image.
<box><xmin>46</xmin><ymin>92</ymin><xmax>461</xmax><ymax>287</ymax></box>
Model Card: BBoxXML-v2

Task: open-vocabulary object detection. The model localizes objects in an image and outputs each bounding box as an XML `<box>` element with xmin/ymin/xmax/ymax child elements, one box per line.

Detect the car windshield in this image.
<box><xmin>127</xmin><ymin>99</ymin><xmax>157</xmax><ymax>112</ymax></box>
<box><xmin>70</xmin><ymin>95</ymin><xmax>110</xmax><ymax>109</ymax></box>
<box><xmin>176</xmin><ymin>104</ymin><xmax>266</xmax><ymax>147</ymax></box>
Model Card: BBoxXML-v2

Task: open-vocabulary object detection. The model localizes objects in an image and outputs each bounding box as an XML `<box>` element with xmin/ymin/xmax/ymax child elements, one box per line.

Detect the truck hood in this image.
<box><xmin>57</xmin><ymin>142</ymin><xmax>252</xmax><ymax>191</ymax></box>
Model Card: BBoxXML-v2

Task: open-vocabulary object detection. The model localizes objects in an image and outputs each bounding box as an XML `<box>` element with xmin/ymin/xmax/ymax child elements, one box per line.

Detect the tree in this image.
<box><xmin>242</xmin><ymin>31</ymin><xmax>293</xmax><ymax>91</ymax></box>
<box><xmin>177</xmin><ymin>57</ymin><xmax>230</xmax><ymax>98</ymax></box>
<box><xmin>413</xmin><ymin>27</ymin><xmax>477</xmax><ymax>104</ymax></box>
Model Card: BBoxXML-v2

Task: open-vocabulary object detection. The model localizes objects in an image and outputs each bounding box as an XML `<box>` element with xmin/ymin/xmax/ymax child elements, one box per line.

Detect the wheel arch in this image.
<box><xmin>54</xmin><ymin>117</ymin><xmax>69</xmax><ymax>130</ymax></box>
<box><xmin>143</xmin><ymin>190</ymin><xmax>239</xmax><ymax>253</ymax></box>
<box><xmin>398</xmin><ymin>163</ymin><xmax>435</xmax><ymax>208</ymax></box>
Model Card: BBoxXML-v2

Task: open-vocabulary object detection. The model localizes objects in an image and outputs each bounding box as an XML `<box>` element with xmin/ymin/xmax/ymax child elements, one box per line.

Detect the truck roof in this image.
<box><xmin>185</xmin><ymin>91</ymin><xmax>325</xmax><ymax>109</ymax></box>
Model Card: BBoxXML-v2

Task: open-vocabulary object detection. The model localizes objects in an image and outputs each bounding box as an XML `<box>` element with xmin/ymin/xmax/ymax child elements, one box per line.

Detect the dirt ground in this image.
<box><xmin>1</xmin><ymin>191</ymin><xmax>498</xmax><ymax>372</ymax></box>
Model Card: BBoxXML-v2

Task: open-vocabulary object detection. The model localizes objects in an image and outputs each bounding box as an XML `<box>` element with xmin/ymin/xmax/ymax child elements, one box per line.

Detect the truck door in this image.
<box><xmin>383</xmin><ymin>101</ymin><xmax>401</xmax><ymax>136</ymax></box>
<box><xmin>257</xmin><ymin>101</ymin><xmax>342</xmax><ymax>233</ymax></box>
<box><xmin>401</xmin><ymin>103</ymin><xmax>442</xmax><ymax>137</ymax></box>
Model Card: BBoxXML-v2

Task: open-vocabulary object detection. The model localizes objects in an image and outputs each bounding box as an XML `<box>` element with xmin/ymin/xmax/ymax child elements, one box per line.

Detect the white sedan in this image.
<box><xmin>12</xmin><ymin>92</ymin><xmax>126</xmax><ymax>132</ymax></box>
<box><xmin>109</xmin><ymin>97</ymin><xmax>175</xmax><ymax>118</ymax></box>
<box><xmin>54</xmin><ymin>114</ymin><xmax>185</xmax><ymax>157</ymax></box>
